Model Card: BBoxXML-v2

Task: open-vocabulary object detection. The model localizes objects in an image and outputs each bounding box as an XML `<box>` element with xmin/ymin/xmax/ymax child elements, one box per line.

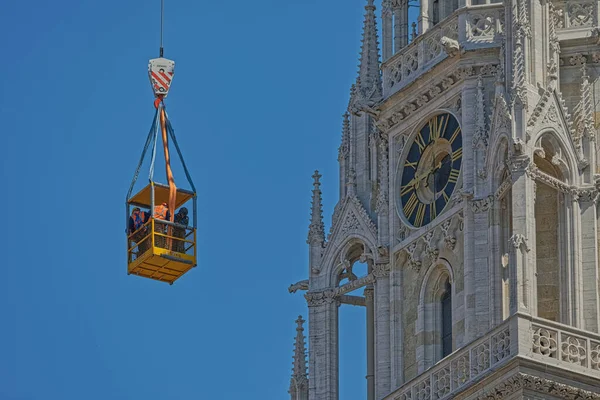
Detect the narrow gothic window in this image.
<box><xmin>441</xmin><ymin>279</ymin><xmax>452</xmax><ymax>358</ymax></box>
<box><xmin>533</xmin><ymin>137</ymin><xmax>565</xmax><ymax>323</ymax></box>
<box><xmin>432</xmin><ymin>0</ymin><xmax>440</xmax><ymax>25</ymax></box>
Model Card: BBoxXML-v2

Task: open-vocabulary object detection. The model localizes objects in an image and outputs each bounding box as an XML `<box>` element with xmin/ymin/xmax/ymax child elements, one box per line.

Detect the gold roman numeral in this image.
<box><xmin>400</xmin><ymin>182</ymin><xmax>415</xmax><ymax>196</ymax></box>
<box><xmin>414</xmin><ymin>132</ymin><xmax>427</xmax><ymax>151</ymax></box>
<box><xmin>442</xmin><ymin>191</ymin><xmax>450</xmax><ymax>202</ymax></box>
<box><xmin>452</xmin><ymin>148</ymin><xmax>463</xmax><ymax>162</ymax></box>
<box><xmin>415</xmin><ymin>203</ymin><xmax>426</xmax><ymax>226</ymax></box>
<box><xmin>431</xmin><ymin>201</ymin><xmax>437</xmax><ymax>220</ymax></box>
<box><xmin>403</xmin><ymin>193</ymin><xmax>419</xmax><ymax>217</ymax></box>
<box><xmin>440</xmin><ymin>115</ymin><xmax>449</xmax><ymax>137</ymax></box>
<box><xmin>448</xmin><ymin>126</ymin><xmax>461</xmax><ymax>144</ymax></box>
<box><xmin>448</xmin><ymin>169</ymin><xmax>460</xmax><ymax>183</ymax></box>
<box><xmin>429</xmin><ymin>118</ymin><xmax>439</xmax><ymax>140</ymax></box>
<box><xmin>405</xmin><ymin>160</ymin><xmax>418</xmax><ymax>169</ymax></box>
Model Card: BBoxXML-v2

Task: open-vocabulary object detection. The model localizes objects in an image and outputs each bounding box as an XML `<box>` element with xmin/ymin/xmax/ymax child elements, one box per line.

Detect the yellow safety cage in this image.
<box><xmin>125</xmin><ymin>105</ymin><xmax>197</xmax><ymax>285</ymax></box>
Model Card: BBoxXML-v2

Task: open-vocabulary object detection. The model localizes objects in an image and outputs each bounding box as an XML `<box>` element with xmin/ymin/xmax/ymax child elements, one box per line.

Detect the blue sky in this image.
<box><xmin>0</xmin><ymin>0</ymin><xmax>374</xmax><ymax>398</ymax></box>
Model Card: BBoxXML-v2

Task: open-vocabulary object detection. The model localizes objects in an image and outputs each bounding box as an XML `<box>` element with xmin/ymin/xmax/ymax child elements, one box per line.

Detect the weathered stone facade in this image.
<box><xmin>288</xmin><ymin>0</ymin><xmax>600</xmax><ymax>398</ymax></box>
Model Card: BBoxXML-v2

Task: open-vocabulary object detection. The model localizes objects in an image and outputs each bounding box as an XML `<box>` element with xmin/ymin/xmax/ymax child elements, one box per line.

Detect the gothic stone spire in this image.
<box><xmin>307</xmin><ymin>171</ymin><xmax>325</xmax><ymax>245</ymax></box>
<box><xmin>289</xmin><ymin>315</ymin><xmax>308</xmax><ymax>397</ymax></box>
<box><xmin>338</xmin><ymin>112</ymin><xmax>350</xmax><ymax>162</ymax></box>
<box><xmin>357</xmin><ymin>0</ymin><xmax>383</xmax><ymax>105</ymax></box>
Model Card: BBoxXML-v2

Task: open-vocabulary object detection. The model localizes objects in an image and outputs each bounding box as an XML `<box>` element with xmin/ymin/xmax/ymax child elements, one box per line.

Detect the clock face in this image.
<box><xmin>399</xmin><ymin>113</ymin><xmax>462</xmax><ymax>228</ymax></box>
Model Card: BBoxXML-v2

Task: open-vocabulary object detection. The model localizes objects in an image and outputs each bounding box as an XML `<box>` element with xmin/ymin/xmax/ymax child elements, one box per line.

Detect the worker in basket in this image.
<box><xmin>173</xmin><ymin>207</ymin><xmax>189</xmax><ymax>253</ymax></box>
<box><xmin>128</xmin><ymin>207</ymin><xmax>150</xmax><ymax>256</ymax></box>
<box><xmin>153</xmin><ymin>202</ymin><xmax>170</xmax><ymax>249</ymax></box>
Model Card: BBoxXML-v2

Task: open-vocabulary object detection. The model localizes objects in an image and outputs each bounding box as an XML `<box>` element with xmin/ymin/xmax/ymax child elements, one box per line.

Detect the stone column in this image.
<box><xmin>382</xmin><ymin>0</ymin><xmax>393</xmax><ymax>61</ymax></box>
<box><xmin>306</xmin><ymin>291</ymin><xmax>339</xmax><ymax>400</ymax></box>
<box><xmin>570</xmin><ymin>196</ymin><xmax>583</xmax><ymax>328</ymax></box>
<box><xmin>395</xmin><ymin>1</ymin><xmax>409</xmax><ymax>49</ymax></box>
<box><xmin>374</xmin><ymin>264</ymin><xmax>391</xmax><ymax>398</ymax></box>
<box><xmin>489</xmin><ymin>199</ymin><xmax>503</xmax><ymax>325</ymax></box>
<box><xmin>390</xmin><ymin>259</ymin><xmax>404</xmax><ymax>388</ymax></box>
<box><xmin>418</xmin><ymin>0</ymin><xmax>431</xmax><ymax>34</ymax></box>
<box><xmin>507</xmin><ymin>155</ymin><xmax>536</xmax><ymax>315</ymax></box>
<box><xmin>471</xmin><ymin>196</ymin><xmax>493</xmax><ymax>336</ymax></box>
<box><xmin>365</xmin><ymin>286</ymin><xmax>375</xmax><ymax>400</ymax></box>
<box><xmin>578</xmin><ymin>192</ymin><xmax>599</xmax><ymax>332</ymax></box>
<box><xmin>461</xmin><ymin>80</ymin><xmax>478</xmax><ymax>342</ymax></box>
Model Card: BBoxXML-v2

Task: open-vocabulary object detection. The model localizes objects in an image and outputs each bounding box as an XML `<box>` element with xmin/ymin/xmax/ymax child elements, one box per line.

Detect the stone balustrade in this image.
<box><xmin>384</xmin><ymin>314</ymin><xmax>600</xmax><ymax>400</ymax></box>
<box><xmin>530</xmin><ymin>315</ymin><xmax>600</xmax><ymax>372</ymax></box>
<box><xmin>385</xmin><ymin>320</ymin><xmax>511</xmax><ymax>400</ymax></box>
<box><xmin>382</xmin><ymin>4</ymin><xmax>505</xmax><ymax>98</ymax></box>
<box><xmin>553</xmin><ymin>0</ymin><xmax>598</xmax><ymax>30</ymax></box>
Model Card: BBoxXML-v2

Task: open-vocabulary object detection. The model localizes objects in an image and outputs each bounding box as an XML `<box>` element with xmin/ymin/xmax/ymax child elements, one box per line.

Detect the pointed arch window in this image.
<box><xmin>417</xmin><ymin>262</ymin><xmax>454</xmax><ymax>372</ymax></box>
<box><xmin>441</xmin><ymin>278</ymin><xmax>452</xmax><ymax>358</ymax></box>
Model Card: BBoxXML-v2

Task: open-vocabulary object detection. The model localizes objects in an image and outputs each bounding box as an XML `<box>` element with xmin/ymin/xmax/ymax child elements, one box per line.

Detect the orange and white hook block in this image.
<box><xmin>148</xmin><ymin>57</ymin><xmax>175</xmax><ymax>98</ymax></box>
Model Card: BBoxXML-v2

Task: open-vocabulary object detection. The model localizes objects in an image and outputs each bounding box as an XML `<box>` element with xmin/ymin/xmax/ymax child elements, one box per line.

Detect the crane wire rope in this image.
<box><xmin>160</xmin><ymin>0</ymin><xmax>164</xmax><ymax>57</ymax></box>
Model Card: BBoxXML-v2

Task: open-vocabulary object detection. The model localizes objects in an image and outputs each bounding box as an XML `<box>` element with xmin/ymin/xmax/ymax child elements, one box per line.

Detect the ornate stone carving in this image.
<box><xmin>338</xmin><ymin>112</ymin><xmax>350</xmax><ymax>161</ymax></box>
<box><xmin>440</xmin><ymin>219</ymin><xmax>457</xmax><ymax>250</ymax></box>
<box><xmin>341</xmin><ymin>211</ymin><xmax>360</xmax><ymax>234</ymax></box>
<box><xmin>527</xmin><ymin>165</ymin><xmax>572</xmax><ymax>193</ymax></box>
<box><xmin>328</xmin><ymin>195</ymin><xmax>378</xmax><ymax>244</ymax></box>
<box><xmin>569</xmin><ymin>53</ymin><xmax>587</xmax><ymax>66</ymax></box>
<box><xmin>526</xmin><ymin>89</ymin><xmax>552</xmax><ymax>138</ymax></box>
<box><xmin>382</xmin><ymin>14</ymin><xmax>459</xmax><ymax>95</ymax></box>
<box><xmin>491</xmin><ymin>327</ymin><xmax>511</xmax><ymax>363</ymax></box>
<box><xmin>591</xmin><ymin>341</ymin><xmax>600</xmax><ymax>370</ymax></box>
<box><xmin>308</xmin><ymin>171</ymin><xmax>326</xmax><ymax>245</ymax></box>
<box><xmin>490</xmin><ymin>93</ymin><xmax>511</xmax><ymax>133</ymax></box>
<box><xmin>347</xmin><ymin>168</ymin><xmax>357</xmax><ymax>195</ymax></box>
<box><xmin>414</xmin><ymin>377</ymin><xmax>431</xmax><ymax>399</ymax></box>
<box><xmin>432</xmin><ymin>367</ymin><xmax>451</xmax><ymax>399</ymax></box>
<box><xmin>397</xmin><ymin>223</ymin><xmax>409</xmax><ymax>242</ymax></box>
<box><xmin>542</xmin><ymin>104</ymin><xmax>558</xmax><ymax>123</ymax></box>
<box><xmin>338</xmin><ymin>258</ymin><xmax>358</xmax><ymax>283</ymax></box>
<box><xmin>440</xmin><ymin>36</ymin><xmax>460</xmax><ymax>57</ymax></box>
<box><xmin>406</xmin><ymin>242</ymin><xmax>422</xmax><ymax>272</ymax></box>
<box><xmin>471</xmin><ymin>342</ymin><xmax>490</xmax><ymax>377</ymax></box>
<box><xmin>288</xmin><ymin>279</ymin><xmax>309</xmax><ymax>293</ymax></box>
<box><xmin>509</xmin><ymin>233</ymin><xmax>529</xmax><ymax>252</ymax></box>
<box><xmin>467</xmin><ymin>12</ymin><xmax>499</xmax><ymax>39</ymax></box>
<box><xmin>378</xmin><ymin>65</ymin><xmax>479</xmax><ymax>131</ymax></box>
<box><xmin>424</xmin><ymin>231</ymin><xmax>439</xmax><ymax>264</ymax></box>
<box><xmin>471</xmin><ymin>196</ymin><xmax>494</xmax><ymax>213</ymax></box>
<box><xmin>495</xmin><ymin>178</ymin><xmax>511</xmax><ymax>200</ymax></box>
<box><xmin>532</xmin><ymin>326</ymin><xmax>558</xmax><ymax>358</ymax></box>
<box><xmin>451</xmin><ymin>354</ymin><xmax>470</xmax><ymax>390</ymax></box>
<box><xmin>350</xmin><ymin>196</ymin><xmax>378</xmax><ymax>237</ymax></box>
<box><xmin>473</xmin><ymin>75</ymin><xmax>489</xmax><ymax>179</ymax></box>
<box><xmin>511</xmin><ymin>27</ymin><xmax>528</xmax><ymax>108</ymax></box>
<box><xmin>574</xmin><ymin>63</ymin><xmax>595</xmax><ymax>140</ymax></box>
<box><xmin>376</xmin><ymin>133</ymin><xmax>390</xmax><ymax>214</ymax></box>
<box><xmin>548</xmin><ymin>2</ymin><xmax>561</xmax><ymax>58</ymax></box>
<box><xmin>507</xmin><ymin>155</ymin><xmax>530</xmax><ymax>173</ymax></box>
<box><xmin>304</xmin><ymin>290</ymin><xmax>337</xmax><ymax>307</ymax></box>
<box><xmin>572</xmin><ymin>187</ymin><xmax>598</xmax><ymax>203</ymax></box>
<box><xmin>561</xmin><ymin>334</ymin><xmax>587</xmax><ymax>366</ymax></box>
<box><xmin>480</xmin><ymin>372</ymin><xmax>600</xmax><ymax>399</ymax></box>
<box><xmin>373</xmin><ymin>263</ymin><xmax>391</xmax><ymax>278</ymax></box>
<box><xmin>568</xmin><ymin>1</ymin><xmax>595</xmax><ymax>27</ymax></box>
<box><xmin>479</xmin><ymin>63</ymin><xmax>498</xmax><ymax>76</ymax></box>
<box><xmin>553</xmin><ymin>4</ymin><xmax>565</xmax><ymax>29</ymax></box>
<box><xmin>336</xmin><ymin>273</ymin><xmax>376</xmax><ymax>296</ymax></box>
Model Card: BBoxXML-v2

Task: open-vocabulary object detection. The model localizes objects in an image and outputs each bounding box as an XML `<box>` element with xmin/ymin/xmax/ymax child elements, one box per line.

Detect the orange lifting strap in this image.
<box><xmin>159</xmin><ymin>103</ymin><xmax>176</xmax><ymax>249</ymax></box>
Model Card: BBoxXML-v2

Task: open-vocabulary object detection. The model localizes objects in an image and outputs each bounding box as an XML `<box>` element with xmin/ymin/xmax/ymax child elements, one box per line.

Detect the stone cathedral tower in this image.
<box><xmin>288</xmin><ymin>0</ymin><xmax>600</xmax><ymax>398</ymax></box>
